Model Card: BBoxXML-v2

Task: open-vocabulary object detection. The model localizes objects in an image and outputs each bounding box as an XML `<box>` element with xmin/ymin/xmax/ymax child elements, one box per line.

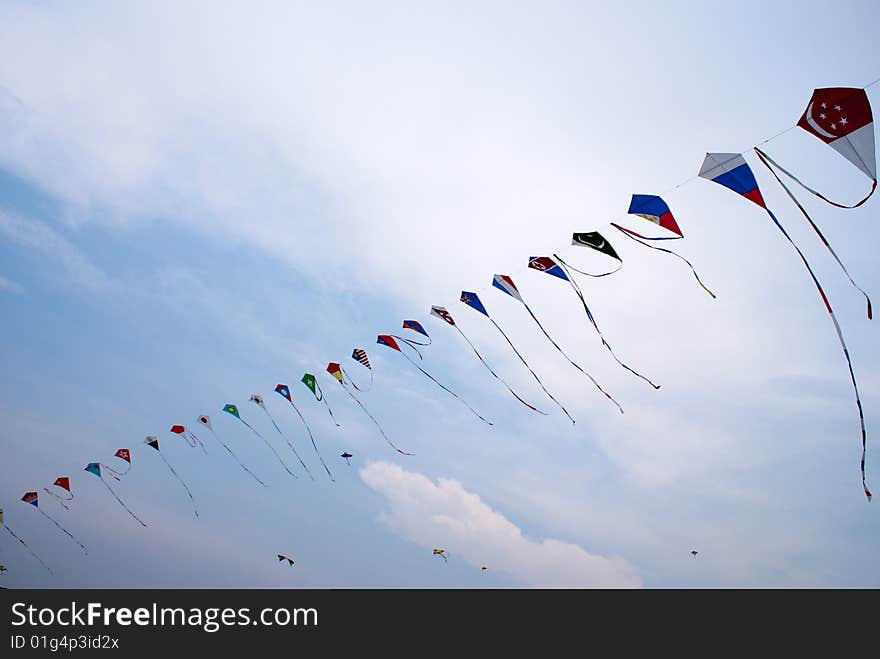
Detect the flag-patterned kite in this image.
<box><xmin>302</xmin><ymin>372</ymin><xmax>340</xmax><ymax>427</ymax></box>
<box><xmin>43</xmin><ymin>476</ymin><xmax>73</xmax><ymax>511</ymax></box>
<box><xmin>568</xmin><ymin>231</ymin><xmax>623</xmax><ymax>277</ymax></box>
<box><xmin>346</xmin><ymin>349</ymin><xmax>374</xmax><ymax>391</ymax></box>
<box><xmin>699</xmin><ymin>151</ymin><xmax>871</xmax><ymax>500</ymax></box>
<box><xmin>610</xmin><ymin>195</ymin><xmax>716</xmax><ymax>298</ymax></box>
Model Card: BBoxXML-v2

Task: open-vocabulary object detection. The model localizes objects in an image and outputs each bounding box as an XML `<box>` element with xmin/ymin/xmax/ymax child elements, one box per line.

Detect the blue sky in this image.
<box><xmin>1</xmin><ymin>0</ymin><xmax>879</xmax><ymax>587</ymax></box>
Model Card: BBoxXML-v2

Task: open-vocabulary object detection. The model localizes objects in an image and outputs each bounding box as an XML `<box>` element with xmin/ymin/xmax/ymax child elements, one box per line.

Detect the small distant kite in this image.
<box><xmin>610</xmin><ymin>195</ymin><xmax>716</xmax><ymax>298</ymax></box>
<box><xmin>481</xmin><ymin>565</ymin><xmax>488</xmax><ymax>571</ymax></box>
<box><xmin>43</xmin><ymin>476</ymin><xmax>74</xmax><ymax>511</ymax></box>
<box><xmin>691</xmin><ymin>550</ymin><xmax>698</xmax><ymax>558</ymax></box>
<box><xmin>84</xmin><ymin>461</ymin><xmax>147</xmax><ymax>527</ymax></box>
<box><xmin>461</xmin><ymin>291</ymin><xmax>575</xmax><ymax>424</ymax></box>
<box><xmin>430</xmin><ymin>305</ymin><xmax>544</xmax><ymax>414</ymax></box>
<box><xmin>327</xmin><ymin>362</ymin><xmax>414</xmax><ymax>456</ymax></box>
<box><xmin>224</xmin><ymin>403</ymin><xmax>297</xmax><ymax>481</ymax></box>
<box><xmin>302</xmin><ymin>372</ymin><xmax>340</xmax><ymax>426</ymax></box>
<box><xmin>275</xmin><ymin>384</ymin><xmax>334</xmax><ymax>481</ymax></box>
<box><xmin>250</xmin><ymin>394</ymin><xmax>312</xmax><ymax>480</ymax></box>
<box><xmin>377</xmin><ymin>324</ymin><xmax>493</xmax><ymax>425</ymax></box>
<box><xmin>341</xmin><ymin>451</ymin><xmax>353</xmax><ymax>466</ymax></box>
<box><xmin>197</xmin><ymin>415</ymin><xmax>265</xmax><ymax>487</ymax></box>
<box><xmin>433</xmin><ymin>548</ymin><xmax>448</xmax><ymax>563</ymax></box>
<box><xmin>277</xmin><ymin>554</ymin><xmax>295</xmax><ymax>566</ymax></box>
<box><xmin>0</xmin><ymin>565</ymin><xmax>6</xmax><ymax>573</ymax></box>
<box><xmin>145</xmin><ymin>435</ymin><xmax>198</xmax><ymax>518</ymax></box>
<box><xmin>20</xmin><ymin>491</ymin><xmax>87</xmax><ymax>554</ymax></box>
<box><xmin>0</xmin><ymin>507</ymin><xmax>52</xmax><ymax>574</ymax></box>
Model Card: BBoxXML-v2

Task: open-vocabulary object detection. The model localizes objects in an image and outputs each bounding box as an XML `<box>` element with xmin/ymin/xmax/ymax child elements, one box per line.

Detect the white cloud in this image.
<box><xmin>361</xmin><ymin>461</ymin><xmax>641</xmax><ymax>587</ymax></box>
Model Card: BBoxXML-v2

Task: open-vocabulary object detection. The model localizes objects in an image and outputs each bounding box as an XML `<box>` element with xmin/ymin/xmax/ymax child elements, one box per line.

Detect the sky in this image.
<box><xmin>0</xmin><ymin>0</ymin><xmax>879</xmax><ymax>588</ymax></box>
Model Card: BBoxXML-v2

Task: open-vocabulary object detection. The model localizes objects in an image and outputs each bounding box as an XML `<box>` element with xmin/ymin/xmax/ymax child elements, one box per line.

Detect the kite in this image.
<box><xmin>197</xmin><ymin>415</ymin><xmax>265</xmax><ymax>487</ymax></box>
<box><xmin>84</xmin><ymin>462</ymin><xmax>147</xmax><ymax>526</ymax></box>
<box><xmin>275</xmin><ymin>384</ymin><xmax>334</xmax><ymax>481</ymax></box>
<box><xmin>460</xmin><ymin>291</ymin><xmax>575</xmax><ymax>424</ymax></box>
<box><xmin>20</xmin><ymin>491</ymin><xmax>87</xmax><ymax>554</ymax></box>
<box><xmin>699</xmin><ymin>152</ymin><xmax>871</xmax><ymax>500</ymax></box>
<box><xmin>529</xmin><ymin>255</ymin><xmax>660</xmax><ymax>390</ymax></box>
<box><xmin>433</xmin><ymin>548</ymin><xmax>448</xmax><ymax>563</ymax></box>
<box><xmin>0</xmin><ymin>508</ymin><xmax>52</xmax><ymax>574</ymax></box>
<box><xmin>277</xmin><ymin>554</ymin><xmax>295</xmax><ymax>566</ymax></box>
<box><xmin>0</xmin><ymin>565</ymin><xmax>6</xmax><ymax>573</ymax></box>
<box><xmin>43</xmin><ymin>476</ymin><xmax>73</xmax><ymax>511</ymax></box>
<box><xmin>429</xmin><ymin>305</ymin><xmax>545</xmax><ymax>414</ymax></box>
<box><xmin>348</xmin><ymin>349</ymin><xmax>374</xmax><ymax>391</ymax></box>
<box><xmin>302</xmin><ymin>372</ymin><xmax>340</xmax><ymax>427</ymax></box>
<box><xmin>609</xmin><ymin>195</ymin><xmax>716</xmax><ymax>298</ymax></box>
<box><xmin>144</xmin><ymin>435</ymin><xmax>198</xmax><ymax>518</ymax></box>
<box><xmin>760</xmin><ymin>87</ymin><xmax>876</xmax><ymax>208</ymax></box>
<box><xmin>224</xmin><ymin>403</ymin><xmax>299</xmax><ymax>481</ymax></box>
<box><xmin>326</xmin><ymin>361</ymin><xmax>414</xmax><ymax>455</ymax></box>
<box><xmin>568</xmin><ymin>231</ymin><xmax>623</xmax><ymax>276</ymax></box>
<box><xmin>341</xmin><ymin>451</ymin><xmax>353</xmax><ymax>466</ymax></box>
<box><xmin>691</xmin><ymin>550</ymin><xmax>699</xmax><ymax>558</ymax></box>
<box><xmin>250</xmin><ymin>394</ymin><xmax>312</xmax><ymax>480</ymax></box>
<box><xmin>376</xmin><ymin>327</ymin><xmax>493</xmax><ymax>426</ymax></box>
<box><xmin>169</xmin><ymin>424</ymin><xmax>208</xmax><ymax>454</ymax></box>
<box><xmin>490</xmin><ymin>275</ymin><xmax>623</xmax><ymax>414</ymax></box>
<box><xmin>481</xmin><ymin>566</ymin><xmax>488</xmax><ymax>571</ymax></box>
<box><xmin>100</xmin><ymin>448</ymin><xmax>132</xmax><ymax>479</ymax></box>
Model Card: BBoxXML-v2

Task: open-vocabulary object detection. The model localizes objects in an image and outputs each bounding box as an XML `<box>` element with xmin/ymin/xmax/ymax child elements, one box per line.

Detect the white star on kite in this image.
<box><xmin>830</xmin><ymin>123</ymin><xmax>837</xmax><ymax>130</ymax></box>
<box><xmin>840</xmin><ymin>117</ymin><xmax>848</xmax><ymax>125</ymax></box>
<box><xmin>819</xmin><ymin>113</ymin><xmax>826</xmax><ymax>119</ymax></box>
<box><xmin>821</xmin><ymin>101</ymin><xmax>828</xmax><ymax>109</ymax></box>
<box><xmin>834</xmin><ymin>104</ymin><xmax>842</xmax><ymax>111</ymax></box>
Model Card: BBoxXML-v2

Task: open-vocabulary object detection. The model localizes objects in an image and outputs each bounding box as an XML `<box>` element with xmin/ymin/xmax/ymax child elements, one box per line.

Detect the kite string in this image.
<box><xmin>2</xmin><ymin>523</ymin><xmax>53</xmax><ymax>574</ymax></box>
<box><xmin>43</xmin><ymin>487</ymin><xmax>71</xmax><ymax>511</ymax></box>
<box><xmin>37</xmin><ymin>507</ymin><xmax>87</xmax><ymax>554</ymax></box>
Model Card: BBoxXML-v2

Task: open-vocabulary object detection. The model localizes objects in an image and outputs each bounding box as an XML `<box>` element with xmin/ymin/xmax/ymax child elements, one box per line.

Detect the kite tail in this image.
<box><xmin>2</xmin><ymin>524</ymin><xmax>52</xmax><ymax>574</ymax></box>
<box><xmin>264</xmin><ymin>408</ymin><xmax>313</xmax><ymax>481</ymax></box>
<box><xmin>521</xmin><ymin>303</ymin><xmax>624</xmax><ymax>414</ymax></box>
<box><xmin>314</xmin><ymin>383</ymin><xmax>342</xmax><ymax>427</ymax></box>
<box><xmin>100</xmin><ymin>476</ymin><xmax>147</xmax><ymax>527</ymax></box>
<box><xmin>260</xmin><ymin>436</ymin><xmax>299</xmax><ymax>480</ymax></box>
<box><xmin>753</xmin><ymin>146</ymin><xmax>876</xmax><ymax>209</ymax></box>
<box><xmin>556</xmin><ymin>260</ymin><xmax>623</xmax><ymax>278</ymax></box>
<box><xmin>756</xmin><ymin>148</ymin><xmax>873</xmax><ymax>319</ymax></box>
<box><xmin>762</xmin><ymin>205</ymin><xmax>871</xmax><ymax>501</ymax></box>
<box><xmin>188</xmin><ymin>431</ymin><xmax>209</xmax><ymax>455</ymax></box>
<box><xmin>488</xmin><ymin>317</ymin><xmax>576</xmax><ymax>424</ymax></box>
<box><xmin>554</xmin><ymin>254</ymin><xmax>661</xmax><ymax>390</ymax></box>
<box><xmin>454</xmin><ymin>326</ymin><xmax>547</xmax><ymax>414</ymax></box>
<box><xmin>158</xmin><ymin>451</ymin><xmax>199</xmax><ymax>518</ymax></box>
<box><xmin>344</xmin><ymin>387</ymin><xmax>414</xmax><ymax>455</ymax></box>
<box><xmin>399</xmin><ymin>351</ymin><xmax>493</xmax><ymax>426</ymax></box>
<box><xmin>610</xmin><ymin>223</ymin><xmax>716</xmax><ymax>299</ymax></box>
<box><xmin>346</xmin><ymin>367</ymin><xmax>374</xmax><ymax>392</ymax></box>
<box><xmin>290</xmin><ymin>400</ymin><xmax>334</xmax><ymax>481</ymax></box>
<box><xmin>37</xmin><ymin>507</ymin><xmax>88</xmax><ymax>554</ymax></box>
<box><xmin>208</xmin><ymin>429</ymin><xmax>266</xmax><ymax>487</ymax></box>
<box><xmin>102</xmin><ymin>464</ymin><xmax>129</xmax><ymax>480</ymax></box>
<box><xmin>240</xmin><ymin>419</ymin><xmax>264</xmax><ymax>439</ymax></box>
<box><xmin>43</xmin><ymin>487</ymin><xmax>71</xmax><ymax>511</ymax></box>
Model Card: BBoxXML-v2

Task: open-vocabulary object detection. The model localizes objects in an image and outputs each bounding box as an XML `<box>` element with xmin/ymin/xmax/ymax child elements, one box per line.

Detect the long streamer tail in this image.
<box><xmin>208</xmin><ymin>429</ymin><xmax>266</xmax><ymax>487</ymax></box>
<box><xmin>520</xmin><ymin>302</ymin><xmax>624</xmax><ymax>414</ymax></box>
<box><xmin>3</xmin><ymin>524</ymin><xmax>53</xmax><ymax>574</ymax></box>
<box><xmin>43</xmin><ymin>488</ymin><xmax>71</xmax><ymax>511</ymax></box>
<box><xmin>399</xmin><ymin>351</ymin><xmax>493</xmax><ymax>425</ymax></box>
<box><xmin>488</xmin><ymin>317</ymin><xmax>576</xmax><ymax>424</ymax></box>
<box><xmin>38</xmin><ymin>508</ymin><xmax>87</xmax><ymax>554</ymax></box>
<box><xmin>554</xmin><ymin>254</ymin><xmax>661</xmax><ymax>390</ymax></box>
<box><xmin>344</xmin><ymin>387</ymin><xmax>414</xmax><ymax>455</ymax></box>
<box><xmin>753</xmin><ymin>146</ymin><xmax>876</xmax><ymax>209</ymax></box>
<box><xmin>759</xmin><ymin>204</ymin><xmax>870</xmax><ymax>501</ymax></box>
<box><xmin>263</xmin><ymin>408</ymin><xmax>313</xmax><ymax>480</ymax></box>
<box><xmin>158</xmin><ymin>451</ymin><xmax>199</xmax><ymax>517</ymax></box>
<box><xmin>455</xmin><ymin>326</ymin><xmax>547</xmax><ymax>414</ymax></box>
<box><xmin>188</xmin><ymin>431</ymin><xmax>209</xmax><ymax>455</ymax></box>
<box><xmin>101</xmin><ymin>476</ymin><xmax>147</xmax><ymax>527</ymax></box>
<box><xmin>289</xmin><ymin>400</ymin><xmax>334</xmax><ymax>481</ymax></box>
<box><xmin>610</xmin><ymin>223</ymin><xmax>716</xmax><ymax>299</ymax></box>
<box><xmin>313</xmin><ymin>383</ymin><xmax>341</xmax><ymax>427</ymax></box>
<box><xmin>755</xmin><ymin>148</ymin><xmax>872</xmax><ymax>319</ymax></box>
